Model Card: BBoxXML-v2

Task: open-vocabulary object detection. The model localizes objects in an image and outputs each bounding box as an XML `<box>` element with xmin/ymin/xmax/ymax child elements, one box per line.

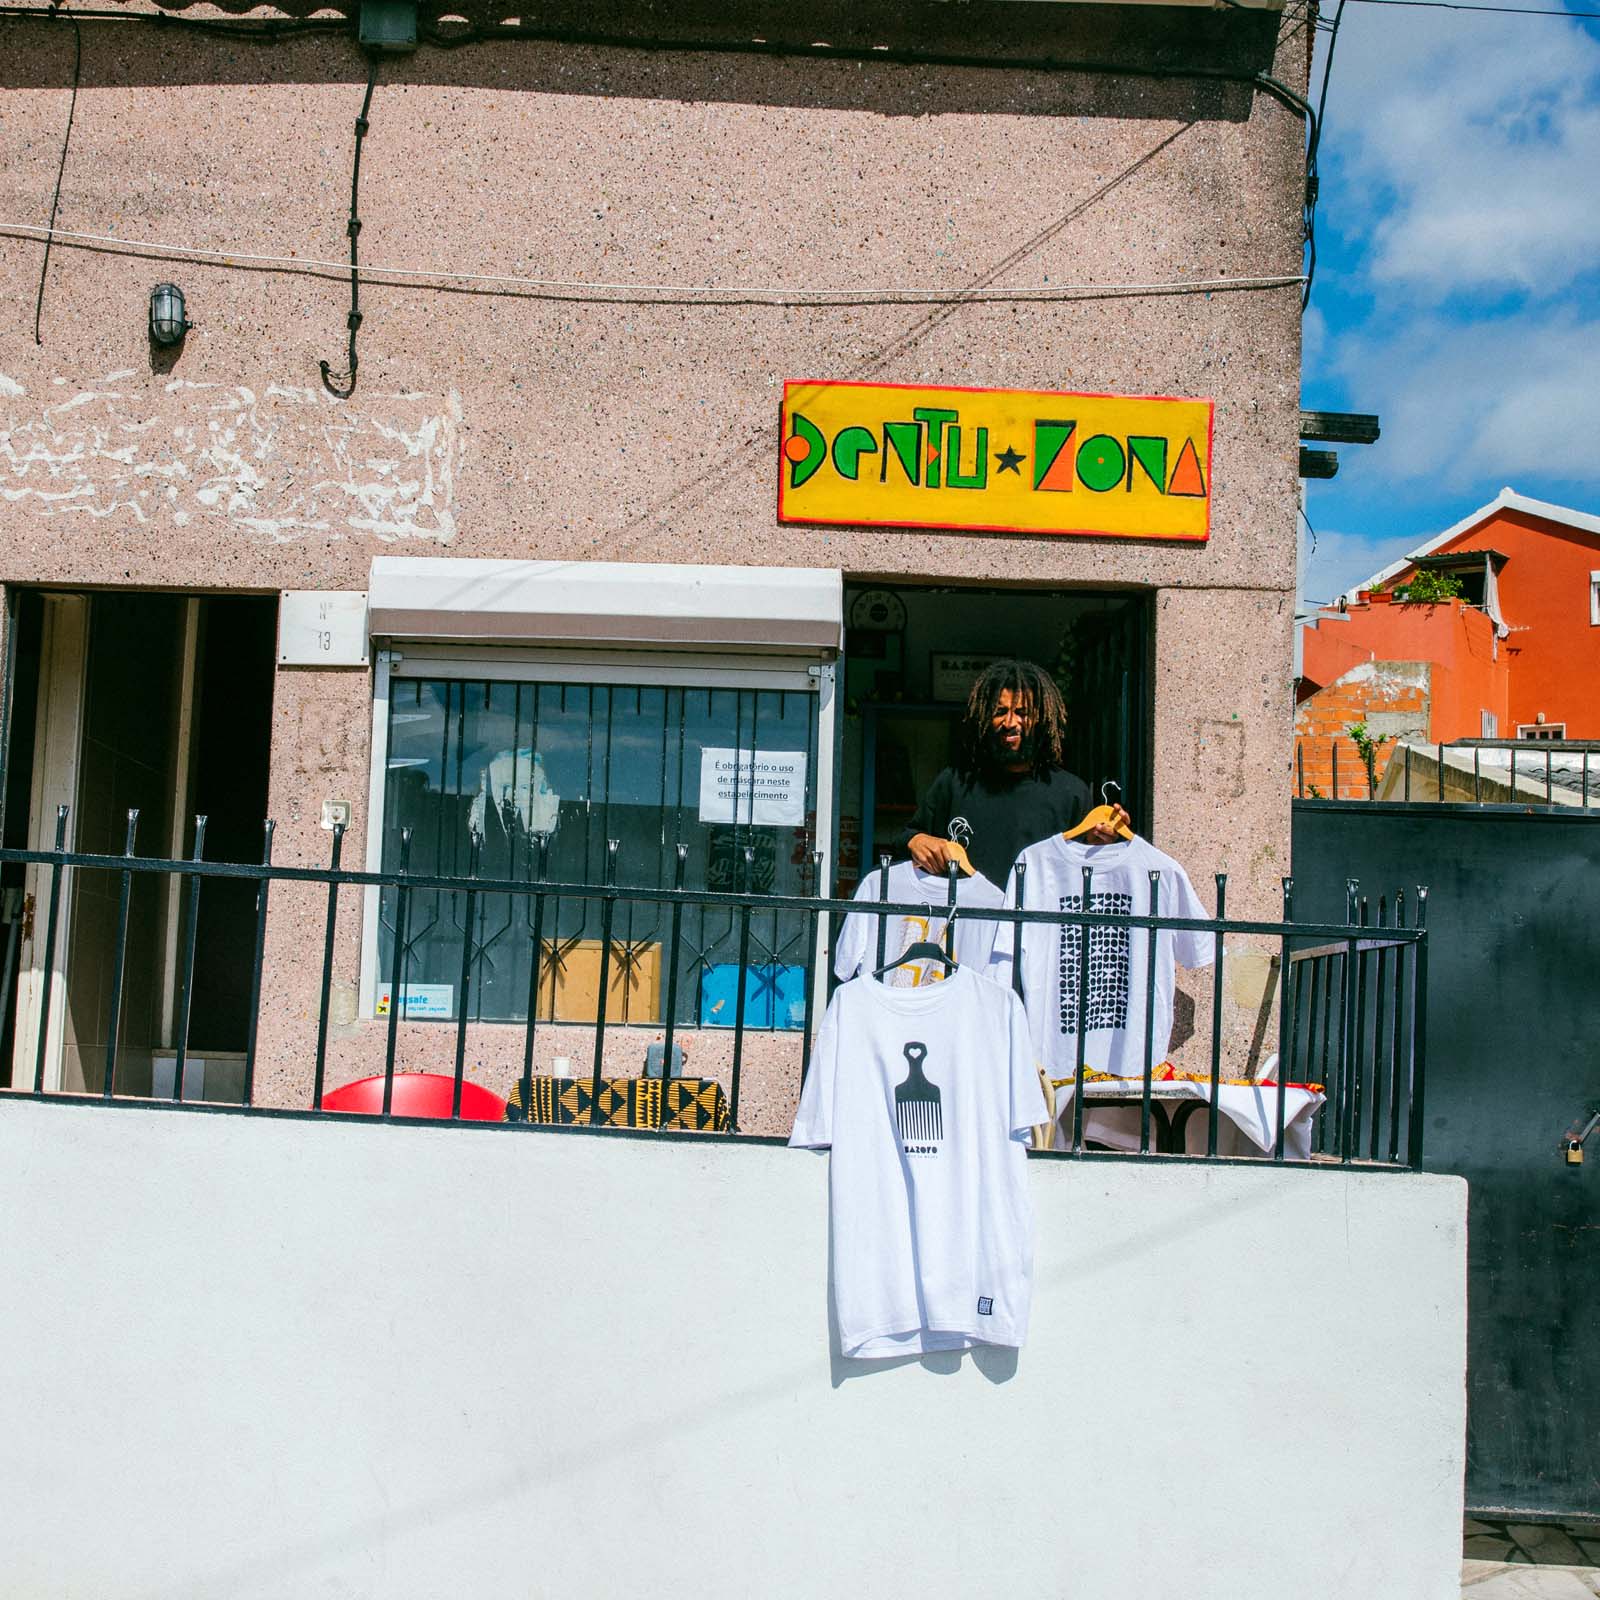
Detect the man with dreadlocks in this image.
<box><xmin>901</xmin><ymin>658</ymin><xmax>1130</xmax><ymax>887</ymax></box>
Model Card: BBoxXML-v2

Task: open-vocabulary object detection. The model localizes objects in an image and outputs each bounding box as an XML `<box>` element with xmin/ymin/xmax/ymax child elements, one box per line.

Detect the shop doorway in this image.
<box><xmin>838</xmin><ymin>583</ymin><xmax>1151</xmax><ymax>891</ymax></box>
<box><xmin>2</xmin><ymin>590</ymin><xmax>276</xmax><ymax>1095</ymax></box>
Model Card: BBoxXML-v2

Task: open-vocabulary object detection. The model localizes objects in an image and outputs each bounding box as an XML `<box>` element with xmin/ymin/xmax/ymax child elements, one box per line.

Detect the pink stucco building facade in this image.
<box><xmin>1</xmin><ymin>0</ymin><xmax>1311</xmax><ymax>1123</ymax></box>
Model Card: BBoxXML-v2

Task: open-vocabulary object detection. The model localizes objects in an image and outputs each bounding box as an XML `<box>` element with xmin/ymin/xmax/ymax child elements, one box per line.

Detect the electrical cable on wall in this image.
<box><xmin>319</xmin><ymin>59</ymin><xmax>377</xmax><ymax>398</ymax></box>
<box><xmin>1301</xmin><ymin>0</ymin><xmax>1345</xmax><ymax>309</ymax></box>
<box><xmin>1300</xmin><ymin>502</ymin><xmax>1320</xmax><ymax>555</ymax></box>
<box><xmin>419</xmin><ymin>20</ymin><xmax>1322</xmax><ymax>129</ymax></box>
<box><xmin>5</xmin><ymin>7</ymin><xmax>1322</xmax><ymax>348</ymax></box>
<box><xmin>4</xmin><ymin>6</ymin><xmax>1320</xmax><ymax>125</ymax></box>
<box><xmin>3</xmin><ymin>7</ymin><xmax>349</xmax><ymax>36</ymax></box>
<box><xmin>32</xmin><ymin>8</ymin><xmax>81</xmax><ymax>345</ymax></box>
<box><xmin>0</xmin><ymin>223</ymin><xmax>1307</xmax><ymax>303</ymax></box>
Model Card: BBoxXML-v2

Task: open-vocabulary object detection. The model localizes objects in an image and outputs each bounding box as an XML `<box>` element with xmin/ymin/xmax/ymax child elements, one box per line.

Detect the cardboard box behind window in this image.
<box><xmin>538</xmin><ymin>939</ymin><xmax>661</xmax><ymax>1024</ymax></box>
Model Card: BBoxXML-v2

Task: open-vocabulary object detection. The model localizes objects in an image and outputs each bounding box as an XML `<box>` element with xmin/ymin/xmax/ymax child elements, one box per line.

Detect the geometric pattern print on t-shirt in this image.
<box><xmin>1056</xmin><ymin>890</ymin><xmax>1133</xmax><ymax>1033</ymax></box>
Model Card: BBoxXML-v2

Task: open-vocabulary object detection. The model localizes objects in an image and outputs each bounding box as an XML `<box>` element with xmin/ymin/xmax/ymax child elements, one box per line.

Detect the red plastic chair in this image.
<box><xmin>320</xmin><ymin>1072</ymin><xmax>508</xmax><ymax>1122</ymax></box>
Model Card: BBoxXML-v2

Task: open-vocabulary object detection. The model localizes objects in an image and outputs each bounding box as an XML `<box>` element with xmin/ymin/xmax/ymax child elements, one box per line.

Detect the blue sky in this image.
<box><xmin>1300</xmin><ymin>0</ymin><xmax>1600</xmax><ymax>603</ymax></box>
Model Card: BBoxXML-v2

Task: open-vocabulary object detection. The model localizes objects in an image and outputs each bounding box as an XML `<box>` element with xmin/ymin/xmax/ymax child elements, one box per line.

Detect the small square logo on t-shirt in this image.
<box><xmin>977</xmin><ymin>1296</ymin><xmax>994</xmax><ymax>1316</ymax></box>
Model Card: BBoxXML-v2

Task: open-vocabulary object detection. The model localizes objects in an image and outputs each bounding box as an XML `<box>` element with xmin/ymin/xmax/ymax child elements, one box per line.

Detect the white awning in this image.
<box><xmin>367</xmin><ymin>558</ymin><xmax>842</xmax><ymax>653</ymax></box>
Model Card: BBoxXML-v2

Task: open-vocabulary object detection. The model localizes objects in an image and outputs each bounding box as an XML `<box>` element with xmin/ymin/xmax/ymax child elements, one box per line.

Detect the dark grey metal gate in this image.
<box><xmin>1293</xmin><ymin>800</ymin><xmax>1600</xmax><ymax>1519</ymax></box>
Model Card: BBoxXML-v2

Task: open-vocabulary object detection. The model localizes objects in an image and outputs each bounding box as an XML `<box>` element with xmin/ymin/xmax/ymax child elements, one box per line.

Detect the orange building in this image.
<box><xmin>1296</xmin><ymin>489</ymin><xmax>1600</xmax><ymax>796</ymax></box>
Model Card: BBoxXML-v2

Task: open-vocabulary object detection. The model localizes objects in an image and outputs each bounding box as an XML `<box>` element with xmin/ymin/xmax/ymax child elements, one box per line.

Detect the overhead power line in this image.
<box><xmin>1346</xmin><ymin>0</ymin><xmax>1600</xmax><ymax>15</ymax></box>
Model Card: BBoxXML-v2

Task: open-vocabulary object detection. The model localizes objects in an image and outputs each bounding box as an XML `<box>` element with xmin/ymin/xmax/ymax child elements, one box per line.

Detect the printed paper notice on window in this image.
<box><xmin>698</xmin><ymin>749</ymin><xmax>807</xmax><ymax>826</ymax></box>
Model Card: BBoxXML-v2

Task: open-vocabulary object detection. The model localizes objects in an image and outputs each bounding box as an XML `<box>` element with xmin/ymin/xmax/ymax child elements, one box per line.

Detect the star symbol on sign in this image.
<box><xmin>995</xmin><ymin>445</ymin><xmax>1025</xmax><ymax>475</ymax></box>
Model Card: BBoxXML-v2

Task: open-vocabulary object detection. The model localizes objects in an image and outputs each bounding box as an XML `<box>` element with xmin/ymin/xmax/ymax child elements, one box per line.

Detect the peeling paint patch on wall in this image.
<box><xmin>0</xmin><ymin>372</ymin><xmax>460</xmax><ymax>543</ymax></box>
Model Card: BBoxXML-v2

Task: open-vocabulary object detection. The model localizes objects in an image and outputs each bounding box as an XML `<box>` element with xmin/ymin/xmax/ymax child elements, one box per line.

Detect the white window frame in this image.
<box><xmin>1590</xmin><ymin>571</ymin><xmax>1600</xmax><ymax>627</ymax></box>
<box><xmin>1516</xmin><ymin>723</ymin><xmax>1566</xmax><ymax>741</ymax></box>
<box><xmin>358</xmin><ymin>644</ymin><xmax>837</xmax><ymax>1021</ymax></box>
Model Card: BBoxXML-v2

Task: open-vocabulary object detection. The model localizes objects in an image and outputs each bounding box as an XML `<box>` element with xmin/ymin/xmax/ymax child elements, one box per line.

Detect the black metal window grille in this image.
<box><xmin>379</xmin><ymin>677</ymin><xmax>821</xmax><ymax>1029</ymax></box>
<box><xmin>3</xmin><ymin>816</ymin><xmax>1430</xmax><ymax>1168</ymax></box>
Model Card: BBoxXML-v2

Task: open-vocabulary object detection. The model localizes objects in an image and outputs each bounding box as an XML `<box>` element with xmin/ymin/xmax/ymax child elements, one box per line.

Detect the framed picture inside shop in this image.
<box><xmin>929</xmin><ymin>651</ymin><xmax>1001</xmax><ymax>703</ymax></box>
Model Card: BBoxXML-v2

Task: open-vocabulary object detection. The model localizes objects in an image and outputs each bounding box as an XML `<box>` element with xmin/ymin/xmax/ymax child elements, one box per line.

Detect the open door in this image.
<box><xmin>841</xmin><ymin>583</ymin><xmax>1154</xmax><ymax>890</ymax></box>
<box><xmin>5</xmin><ymin>591</ymin><xmax>273</xmax><ymax>1097</ymax></box>
<box><xmin>9</xmin><ymin>593</ymin><xmax>189</xmax><ymax>1093</ymax></box>
<box><xmin>8</xmin><ymin>594</ymin><xmax>89</xmax><ymax>1091</ymax></box>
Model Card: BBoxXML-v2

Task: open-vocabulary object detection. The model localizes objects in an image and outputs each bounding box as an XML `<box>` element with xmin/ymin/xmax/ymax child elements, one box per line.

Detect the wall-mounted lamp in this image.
<box><xmin>148</xmin><ymin>283</ymin><xmax>190</xmax><ymax>347</ymax></box>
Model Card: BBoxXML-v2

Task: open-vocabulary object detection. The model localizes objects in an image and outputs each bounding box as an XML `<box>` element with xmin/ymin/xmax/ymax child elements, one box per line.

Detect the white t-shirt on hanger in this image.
<box><xmin>790</xmin><ymin>965</ymin><xmax>1048</xmax><ymax>1359</ymax></box>
<box><xmin>989</xmin><ymin>834</ymin><xmax>1216</xmax><ymax>1081</ymax></box>
<box><xmin>832</xmin><ymin>860</ymin><xmax>1008</xmax><ymax>987</ymax></box>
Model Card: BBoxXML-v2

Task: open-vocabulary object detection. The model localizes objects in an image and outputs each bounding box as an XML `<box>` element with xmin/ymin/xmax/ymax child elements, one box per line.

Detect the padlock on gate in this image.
<box><xmin>1560</xmin><ymin>1108</ymin><xmax>1599</xmax><ymax>1168</ymax></box>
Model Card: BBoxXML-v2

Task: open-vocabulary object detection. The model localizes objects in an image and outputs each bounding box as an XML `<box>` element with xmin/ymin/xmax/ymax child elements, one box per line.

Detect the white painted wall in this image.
<box><xmin>0</xmin><ymin>1099</ymin><xmax>1466</xmax><ymax>1600</ymax></box>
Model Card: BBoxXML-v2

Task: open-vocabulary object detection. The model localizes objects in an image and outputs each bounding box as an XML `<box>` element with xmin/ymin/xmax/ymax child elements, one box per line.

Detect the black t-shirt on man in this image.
<box><xmin>897</xmin><ymin>765</ymin><xmax>1092</xmax><ymax>887</ymax></box>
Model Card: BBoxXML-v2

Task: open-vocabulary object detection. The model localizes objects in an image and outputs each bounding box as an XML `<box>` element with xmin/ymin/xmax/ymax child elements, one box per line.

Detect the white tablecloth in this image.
<box><xmin>1046</xmin><ymin>1078</ymin><xmax>1326</xmax><ymax>1159</ymax></box>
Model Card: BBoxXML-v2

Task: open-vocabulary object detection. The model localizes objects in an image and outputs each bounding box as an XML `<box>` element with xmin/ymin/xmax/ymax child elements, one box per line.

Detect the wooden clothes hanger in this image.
<box><xmin>1062</xmin><ymin>780</ymin><xmax>1135</xmax><ymax>842</ymax></box>
<box><xmin>938</xmin><ymin>839</ymin><xmax>975</xmax><ymax>876</ymax></box>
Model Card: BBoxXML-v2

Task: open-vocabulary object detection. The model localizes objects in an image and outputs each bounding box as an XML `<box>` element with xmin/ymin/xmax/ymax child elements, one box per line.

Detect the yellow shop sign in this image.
<box><xmin>777</xmin><ymin>380</ymin><xmax>1213</xmax><ymax>542</ymax></box>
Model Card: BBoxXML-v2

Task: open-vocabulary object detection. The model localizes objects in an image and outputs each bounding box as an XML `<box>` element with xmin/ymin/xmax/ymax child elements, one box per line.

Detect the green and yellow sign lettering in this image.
<box><xmin>778</xmin><ymin>381</ymin><xmax>1213</xmax><ymax>542</ymax></box>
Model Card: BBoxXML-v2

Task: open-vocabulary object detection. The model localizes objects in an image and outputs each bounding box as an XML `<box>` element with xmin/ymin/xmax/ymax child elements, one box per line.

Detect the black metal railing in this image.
<box><xmin>0</xmin><ymin>809</ymin><xmax>1429</xmax><ymax>1166</ymax></box>
<box><xmin>1284</xmin><ymin>881</ymin><xmax>1429</xmax><ymax>1167</ymax></box>
<box><xmin>373</xmin><ymin>828</ymin><xmax>822</xmax><ymax>1034</ymax></box>
<box><xmin>1296</xmin><ymin>735</ymin><xmax>1599</xmax><ymax>807</ymax></box>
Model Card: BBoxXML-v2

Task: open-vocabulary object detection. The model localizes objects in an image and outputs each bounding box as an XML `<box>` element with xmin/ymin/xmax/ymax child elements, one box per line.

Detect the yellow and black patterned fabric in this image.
<box><xmin>505</xmin><ymin>1075</ymin><xmax>731</xmax><ymax>1133</ymax></box>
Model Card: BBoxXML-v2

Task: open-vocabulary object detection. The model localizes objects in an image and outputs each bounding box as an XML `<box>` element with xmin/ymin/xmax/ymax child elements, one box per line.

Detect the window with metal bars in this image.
<box><xmin>375</xmin><ymin>678</ymin><xmax>821</xmax><ymax>1027</ymax></box>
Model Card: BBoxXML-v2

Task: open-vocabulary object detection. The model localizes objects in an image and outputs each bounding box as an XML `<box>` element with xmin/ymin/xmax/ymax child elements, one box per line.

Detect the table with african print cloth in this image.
<box><xmin>505</xmin><ymin>1075</ymin><xmax>732</xmax><ymax>1133</ymax></box>
<box><xmin>1040</xmin><ymin>1067</ymin><xmax>1326</xmax><ymax>1157</ymax></box>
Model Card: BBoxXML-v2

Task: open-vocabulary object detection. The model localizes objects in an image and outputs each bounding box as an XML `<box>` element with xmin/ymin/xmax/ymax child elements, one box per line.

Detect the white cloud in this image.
<box><xmin>1301</xmin><ymin>302</ymin><xmax>1329</xmax><ymax>371</ymax></box>
<box><xmin>1315</xmin><ymin>7</ymin><xmax>1600</xmax><ymax>295</ymax></box>
<box><xmin>1333</xmin><ymin>308</ymin><xmax>1600</xmax><ymax>488</ymax></box>
<box><xmin>1301</xmin><ymin>525</ymin><xmax>1419</xmax><ymax>607</ymax></box>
